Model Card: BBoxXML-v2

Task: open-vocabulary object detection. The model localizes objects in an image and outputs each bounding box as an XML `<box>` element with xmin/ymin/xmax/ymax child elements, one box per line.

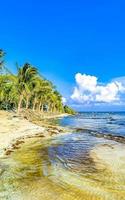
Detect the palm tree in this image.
<box><xmin>0</xmin><ymin>74</ymin><xmax>17</xmax><ymax>110</ymax></box>
<box><xmin>53</xmin><ymin>90</ymin><xmax>64</xmax><ymax>113</ymax></box>
<box><xmin>31</xmin><ymin>78</ymin><xmax>53</xmax><ymax>111</ymax></box>
<box><xmin>17</xmin><ymin>63</ymin><xmax>38</xmax><ymax>114</ymax></box>
<box><xmin>38</xmin><ymin>80</ymin><xmax>54</xmax><ymax>110</ymax></box>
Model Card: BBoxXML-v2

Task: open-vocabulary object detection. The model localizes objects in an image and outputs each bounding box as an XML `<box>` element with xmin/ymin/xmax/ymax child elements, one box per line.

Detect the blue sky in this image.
<box><xmin>1</xmin><ymin>0</ymin><xmax>125</xmax><ymax>111</ymax></box>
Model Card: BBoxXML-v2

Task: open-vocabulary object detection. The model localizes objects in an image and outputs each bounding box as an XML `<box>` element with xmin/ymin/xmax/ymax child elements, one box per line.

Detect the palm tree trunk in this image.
<box><xmin>17</xmin><ymin>94</ymin><xmax>23</xmax><ymax>114</ymax></box>
<box><xmin>38</xmin><ymin>102</ymin><xmax>42</xmax><ymax>111</ymax></box>
<box><xmin>49</xmin><ymin>103</ymin><xmax>52</xmax><ymax>112</ymax></box>
<box><xmin>32</xmin><ymin>97</ymin><xmax>37</xmax><ymax>111</ymax></box>
<box><xmin>53</xmin><ymin>105</ymin><xmax>56</xmax><ymax>113</ymax></box>
<box><xmin>41</xmin><ymin>104</ymin><xmax>44</xmax><ymax>112</ymax></box>
<box><xmin>26</xmin><ymin>96</ymin><xmax>29</xmax><ymax>109</ymax></box>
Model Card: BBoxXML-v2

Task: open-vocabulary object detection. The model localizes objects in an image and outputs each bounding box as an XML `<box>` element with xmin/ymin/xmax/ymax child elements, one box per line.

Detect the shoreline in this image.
<box><xmin>1</xmin><ymin>110</ymin><xmax>125</xmax><ymax>159</ymax></box>
<box><xmin>1</xmin><ymin>110</ymin><xmax>125</xmax><ymax>157</ymax></box>
<box><xmin>0</xmin><ymin>110</ymin><xmax>69</xmax><ymax>157</ymax></box>
<box><xmin>1</xmin><ymin>111</ymin><xmax>125</xmax><ymax>199</ymax></box>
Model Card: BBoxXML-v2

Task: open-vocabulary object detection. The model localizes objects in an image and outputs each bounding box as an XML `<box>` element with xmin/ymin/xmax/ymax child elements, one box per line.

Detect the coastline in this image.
<box><xmin>0</xmin><ymin>111</ymin><xmax>69</xmax><ymax>158</ymax></box>
<box><xmin>1</xmin><ymin>111</ymin><xmax>125</xmax><ymax>199</ymax></box>
<box><xmin>1</xmin><ymin>110</ymin><xmax>125</xmax><ymax>174</ymax></box>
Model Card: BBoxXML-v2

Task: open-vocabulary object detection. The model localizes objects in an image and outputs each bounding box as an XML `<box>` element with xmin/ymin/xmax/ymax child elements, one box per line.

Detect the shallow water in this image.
<box><xmin>59</xmin><ymin>112</ymin><xmax>125</xmax><ymax>136</ymax></box>
<box><xmin>0</xmin><ymin>113</ymin><xmax>125</xmax><ymax>200</ymax></box>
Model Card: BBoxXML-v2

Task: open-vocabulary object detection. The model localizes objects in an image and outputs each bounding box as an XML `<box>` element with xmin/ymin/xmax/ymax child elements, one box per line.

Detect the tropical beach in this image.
<box><xmin>1</xmin><ymin>80</ymin><xmax>125</xmax><ymax>200</ymax></box>
<box><xmin>0</xmin><ymin>70</ymin><xmax>125</xmax><ymax>199</ymax></box>
<box><xmin>1</xmin><ymin>0</ymin><xmax>125</xmax><ymax>199</ymax></box>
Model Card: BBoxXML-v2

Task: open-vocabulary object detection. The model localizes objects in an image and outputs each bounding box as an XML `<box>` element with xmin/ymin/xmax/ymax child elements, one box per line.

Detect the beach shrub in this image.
<box><xmin>64</xmin><ymin>105</ymin><xmax>76</xmax><ymax>115</ymax></box>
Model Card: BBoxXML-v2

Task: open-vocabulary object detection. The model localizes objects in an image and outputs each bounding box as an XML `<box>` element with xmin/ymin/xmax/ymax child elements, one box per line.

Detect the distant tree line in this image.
<box><xmin>0</xmin><ymin>49</ymin><xmax>75</xmax><ymax>115</ymax></box>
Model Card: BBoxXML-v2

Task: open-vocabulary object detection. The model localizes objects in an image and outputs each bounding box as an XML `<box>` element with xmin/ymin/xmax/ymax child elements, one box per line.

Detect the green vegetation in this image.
<box><xmin>64</xmin><ymin>105</ymin><xmax>76</xmax><ymax>115</ymax></box>
<box><xmin>0</xmin><ymin>49</ymin><xmax>75</xmax><ymax>115</ymax></box>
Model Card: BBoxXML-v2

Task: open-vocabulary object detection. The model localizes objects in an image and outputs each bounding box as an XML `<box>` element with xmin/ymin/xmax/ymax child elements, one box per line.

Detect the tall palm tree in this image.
<box><xmin>31</xmin><ymin>78</ymin><xmax>53</xmax><ymax>111</ymax></box>
<box><xmin>17</xmin><ymin>63</ymin><xmax>38</xmax><ymax>114</ymax></box>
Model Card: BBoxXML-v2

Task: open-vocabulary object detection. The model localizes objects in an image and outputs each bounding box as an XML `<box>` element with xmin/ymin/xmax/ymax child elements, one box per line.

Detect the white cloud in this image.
<box><xmin>71</xmin><ymin>73</ymin><xmax>125</xmax><ymax>104</ymax></box>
